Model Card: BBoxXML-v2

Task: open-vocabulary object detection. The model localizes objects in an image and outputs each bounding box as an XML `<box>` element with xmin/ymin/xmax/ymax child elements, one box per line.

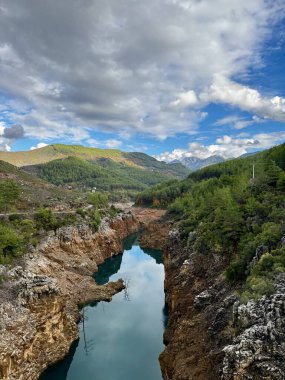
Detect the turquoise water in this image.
<box><xmin>40</xmin><ymin>234</ymin><xmax>165</xmax><ymax>380</ymax></box>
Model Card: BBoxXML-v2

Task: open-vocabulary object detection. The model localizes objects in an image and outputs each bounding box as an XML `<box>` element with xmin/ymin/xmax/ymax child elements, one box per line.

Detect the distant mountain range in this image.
<box><xmin>171</xmin><ymin>155</ymin><xmax>225</xmax><ymax>171</ymax></box>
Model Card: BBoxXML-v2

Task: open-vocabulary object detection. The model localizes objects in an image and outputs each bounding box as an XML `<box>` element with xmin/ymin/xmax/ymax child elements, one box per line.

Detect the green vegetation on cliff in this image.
<box><xmin>136</xmin><ymin>143</ymin><xmax>285</xmax><ymax>299</ymax></box>
<box><xmin>0</xmin><ymin>192</ymin><xmax>120</xmax><ymax>264</ymax></box>
<box><xmin>0</xmin><ymin>159</ymin><xmax>121</xmax><ymax>264</ymax></box>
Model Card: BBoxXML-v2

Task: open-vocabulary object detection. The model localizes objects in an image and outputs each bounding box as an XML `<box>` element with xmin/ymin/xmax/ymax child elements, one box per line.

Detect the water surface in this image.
<box><xmin>40</xmin><ymin>234</ymin><xmax>165</xmax><ymax>380</ymax></box>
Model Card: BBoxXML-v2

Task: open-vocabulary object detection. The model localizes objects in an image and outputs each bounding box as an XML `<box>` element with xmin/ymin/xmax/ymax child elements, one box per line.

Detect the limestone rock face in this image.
<box><xmin>222</xmin><ymin>275</ymin><xmax>285</xmax><ymax>380</ymax></box>
<box><xmin>160</xmin><ymin>230</ymin><xmax>233</xmax><ymax>380</ymax></box>
<box><xmin>160</xmin><ymin>225</ymin><xmax>285</xmax><ymax>380</ymax></box>
<box><xmin>0</xmin><ymin>291</ymin><xmax>77</xmax><ymax>380</ymax></box>
<box><xmin>0</xmin><ymin>213</ymin><xmax>140</xmax><ymax>380</ymax></box>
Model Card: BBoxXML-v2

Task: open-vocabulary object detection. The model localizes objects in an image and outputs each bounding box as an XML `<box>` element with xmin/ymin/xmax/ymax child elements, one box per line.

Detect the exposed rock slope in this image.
<box><xmin>0</xmin><ymin>213</ymin><xmax>140</xmax><ymax>380</ymax></box>
<box><xmin>160</xmin><ymin>229</ymin><xmax>285</xmax><ymax>380</ymax></box>
<box><xmin>222</xmin><ymin>275</ymin><xmax>285</xmax><ymax>380</ymax></box>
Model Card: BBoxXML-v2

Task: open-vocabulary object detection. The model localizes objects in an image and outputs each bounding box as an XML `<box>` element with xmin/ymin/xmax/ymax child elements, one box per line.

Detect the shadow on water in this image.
<box><xmin>93</xmin><ymin>254</ymin><xmax>123</xmax><ymax>285</ymax></box>
<box><xmin>39</xmin><ymin>340</ymin><xmax>79</xmax><ymax>380</ymax></box>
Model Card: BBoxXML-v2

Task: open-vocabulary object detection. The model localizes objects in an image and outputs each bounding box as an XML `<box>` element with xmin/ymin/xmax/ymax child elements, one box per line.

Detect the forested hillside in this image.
<box><xmin>136</xmin><ymin>143</ymin><xmax>285</xmax><ymax>300</ymax></box>
<box><xmin>20</xmin><ymin>146</ymin><xmax>189</xmax><ymax>200</ymax></box>
<box><xmin>0</xmin><ymin>144</ymin><xmax>189</xmax><ymax>178</ymax></box>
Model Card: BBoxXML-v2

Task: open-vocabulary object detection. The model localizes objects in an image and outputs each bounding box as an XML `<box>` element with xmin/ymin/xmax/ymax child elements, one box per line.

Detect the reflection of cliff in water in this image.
<box><xmin>94</xmin><ymin>233</ymin><xmax>140</xmax><ymax>288</ymax></box>
<box><xmin>122</xmin><ymin>232</ymin><xmax>139</xmax><ymax>250</ymax></box>
<box><xmin>162</xmin><ymin>303</ymin><xmax>169</xmax><ymax>330</ymax></box>
<box><xmin>93</xmin><ymin>233</ymin><xmax>164</xmax><ymax>286</ymax></box>
<box><xmin>39</xmin><ymin>340</ymin><xmax>78</xmax><ymax>380</ymax></box>
<box><xmin>142</xmin><ymin>247</ymin><xmax>163</xmax><ymax>264</ymax></box>
<box><xmin>94</xmin><ymin>254</ymin><xmax>123</xmax><ymax>285</ymax></box>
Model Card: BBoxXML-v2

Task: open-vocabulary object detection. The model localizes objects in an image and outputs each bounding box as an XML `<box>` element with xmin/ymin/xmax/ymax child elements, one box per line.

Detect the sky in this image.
<box><xmin>0</xmin><ymin>0</ymin><xmax>285</xmax><ymax>161</ymax></box>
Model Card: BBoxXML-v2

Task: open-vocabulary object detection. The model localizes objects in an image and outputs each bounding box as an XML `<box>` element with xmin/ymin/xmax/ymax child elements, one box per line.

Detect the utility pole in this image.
<box><xmin>252</xmin><ymin>164</ymin><xmax>255</xmax><ymax>180</ymax></box>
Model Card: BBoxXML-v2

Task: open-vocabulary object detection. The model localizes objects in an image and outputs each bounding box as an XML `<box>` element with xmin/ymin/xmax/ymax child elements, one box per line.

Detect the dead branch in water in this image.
<box><xmin>123</xmin><ymin>277</ymin><xmax>131</xmax><ymax>301</ymax></box>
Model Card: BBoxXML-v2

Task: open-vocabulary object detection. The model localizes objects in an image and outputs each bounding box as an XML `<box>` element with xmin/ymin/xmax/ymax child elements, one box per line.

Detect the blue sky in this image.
<box><xmin>0</xmin><ymin>0</ymin><xmax>285</xmax><ymax>161</ymax></box>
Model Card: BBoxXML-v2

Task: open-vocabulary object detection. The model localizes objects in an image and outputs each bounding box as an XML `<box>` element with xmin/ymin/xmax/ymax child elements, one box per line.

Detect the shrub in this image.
<box><xmin>0</xmin><ymin>180</ymin><xmax>20</xmax><ymax>212</ymax></box>
<box><xmin>242</xmin><ymin>277</ymin><xmax>274</xmax><ymax>301</ymax></box>
<box><xmin>76</xmin><ymin>208</ymin><xmax>86</xmax><ymax>218</ymax></box>
<box><xmin>34</xmin><ymin>208</ymin><xmax>58</xmax><ymax>231</ymax></box>
<box><xmin>89</xmin><ymin>210</ymin><xmax>101</xmax><ymax>232</ymax></box>
<box><xmin>0</xmin><ymin>224</ymin><xmax>22</xmax><ymax>263</ymax></box>
<box><xmin>255</xmin><ymin>222</ymin><xmax>283</xmax><ymax>251</ymax></box>
<box><xmin>87</xmin><ymin>193</ymin><xmax>109</xmax><ymax>209</ymax></box>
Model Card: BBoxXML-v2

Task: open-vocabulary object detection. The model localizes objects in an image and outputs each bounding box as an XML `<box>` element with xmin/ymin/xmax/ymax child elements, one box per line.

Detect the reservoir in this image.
<box><xmin>40</xmin><ymin>233</ymin><xmax>165</xmax><ymax>380</ymax></box>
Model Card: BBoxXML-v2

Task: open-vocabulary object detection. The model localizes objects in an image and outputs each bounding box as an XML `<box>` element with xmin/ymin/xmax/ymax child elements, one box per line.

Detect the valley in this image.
<box><xmin>0</xmin><ymin>142</ymin><xmax>285</xmax><ymax>379</ymax></box>
<box><xmin>1</xmin><ymin>2</ymin><xmax>285</xmax><ymax>379</ymax></box>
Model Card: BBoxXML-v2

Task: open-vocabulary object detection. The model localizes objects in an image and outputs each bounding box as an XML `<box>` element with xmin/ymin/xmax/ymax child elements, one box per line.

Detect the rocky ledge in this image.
<box><xmin>0</xmin><ymin>212</ymin><xmax>140</xmax><ymax>380</ymax></box>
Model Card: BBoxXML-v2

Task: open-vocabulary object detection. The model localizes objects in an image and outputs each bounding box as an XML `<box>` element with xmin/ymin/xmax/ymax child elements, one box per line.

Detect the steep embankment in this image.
<box><xmin>140</xmin><ymin>217</ymin><xmax>285</xmax><ymax>379</ymax></box>
<box><xmin>160</xmin><ymin>229</ymin><xmax>285</xmax><ymax>380</ymax></box>
<box><xmin>160</xmin><ymin>230</ymin><xmax>234</xmax><ymax>379</ymax></box>
<box><xmin>0</xmin><ymin>213</ymin><xmax>141</xmax><ymax>380</ymax></box>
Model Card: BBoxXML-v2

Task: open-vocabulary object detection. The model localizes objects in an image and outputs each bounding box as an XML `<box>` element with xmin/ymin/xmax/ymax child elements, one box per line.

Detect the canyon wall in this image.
<box><xmin>0</xmin><ymin>212</ymin><xmax>140</xmax><ymax>380</ymax></box>
<box><xmin>160</xmin><ymin>229</ymin><xmax>285</xmax><ymax>380</ymax></box>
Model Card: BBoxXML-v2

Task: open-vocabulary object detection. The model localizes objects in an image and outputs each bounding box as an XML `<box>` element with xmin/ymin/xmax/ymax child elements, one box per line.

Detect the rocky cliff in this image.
<box><xmin>222</xmin><ymin>275</ymin><xmax>285</xmax><ymax>380</ymax></box>
<box><xmin>160</xmin><ymin>229</ymin><xmax>285</xmax><ymax>380</ymax></box>
<box><xmin>0</xmin><ymin>212</ymin><xmax>140</xmax><ymax>380</ymax></box>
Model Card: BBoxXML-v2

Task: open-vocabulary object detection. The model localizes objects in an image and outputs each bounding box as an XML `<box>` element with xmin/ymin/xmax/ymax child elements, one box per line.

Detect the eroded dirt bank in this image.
<box><xmin>0</xmin><ymin>212</ymin><xmax>142</xmax><ymax>380</ymax></box>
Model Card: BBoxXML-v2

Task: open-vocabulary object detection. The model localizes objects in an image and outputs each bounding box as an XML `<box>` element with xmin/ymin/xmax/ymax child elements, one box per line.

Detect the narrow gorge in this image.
<box><xmin>1</xmin><ymin>205</ymin><xmax>285</xmax><ymax>380</ymax></box>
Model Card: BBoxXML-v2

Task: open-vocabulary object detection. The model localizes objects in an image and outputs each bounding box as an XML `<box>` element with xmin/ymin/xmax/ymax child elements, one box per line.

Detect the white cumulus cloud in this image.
<box><xmin>156</xmin><ymin>131</ymin><xmax>285</xmax><ymax>161</ymax></box>
<box><xmin>171</xmin><ymin>75</ymin><xmax>285</xmax><ymax>123</ymax></box>
<box><xmin>30</xmin><ymin>142</ymin><xmax>48</xmax><ymax>150</ymax></box>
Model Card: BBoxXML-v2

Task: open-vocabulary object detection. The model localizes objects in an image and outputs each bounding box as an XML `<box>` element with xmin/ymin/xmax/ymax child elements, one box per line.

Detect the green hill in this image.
<box><xmin>124</xmin><ymin>151</ymin><xmax>189</xmax><ymax>177</ymax></box>
<box><xmin>0</xmin><ymin>144</ymin><xmax>189</xmax><ymax>177</ymax></box>
<box><xmin>0</xmin><ymin>144</ymin><xmax>189</xmax><ymax>200</ymax></box>
<box><xmin>136</xmin><ymin>142</ymin><xmax>285</xmax><ymax>299</ymax></box>
<box><xmin>0</xmin><ymin>144</ymin><xmax>134</xmax><ymax>167</ymax></box>
<box><xmin>0</xmin><ymin>144</ymin><xmax>188</xmax><ymax>200</ymax></box>
<box><xmin>23</xmin><ymin>154</ymin><xmax>188</xmax><ymax>201</ymax></box>
<box><xmin>136</xmin><ymin>143</ymin><xmax>285</xmax><ymax>207</ymax></box>
<box><xmin>0</xmin><ymin>160</ymin><xmax>79</xmax><ymax>211</ymax></box>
